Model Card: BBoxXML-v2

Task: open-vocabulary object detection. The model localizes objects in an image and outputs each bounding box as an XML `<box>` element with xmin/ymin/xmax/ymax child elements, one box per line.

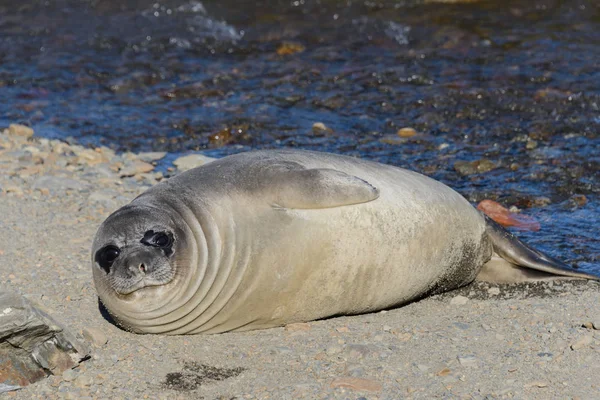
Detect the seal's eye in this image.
<box><xmin>153</xmin><ymin>233</ymin><xmax>171</xmax><ymax>248</ymax></box>
<box><xmin>141</xmin><ymin>230</ymin><xmax>173</xmax><ymax>249</ymax></box>
<box><xmin>95</xmin><ymin>245</ymin><xmax>120</xmax><ymax>273</ymax></box>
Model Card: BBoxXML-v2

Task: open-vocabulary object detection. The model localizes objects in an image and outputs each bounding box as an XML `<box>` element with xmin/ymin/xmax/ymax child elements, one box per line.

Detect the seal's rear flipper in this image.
<box><xmin>476</xmin><ymin>215</ymin><xmax>599</xmax><ymax>283</ymax></box>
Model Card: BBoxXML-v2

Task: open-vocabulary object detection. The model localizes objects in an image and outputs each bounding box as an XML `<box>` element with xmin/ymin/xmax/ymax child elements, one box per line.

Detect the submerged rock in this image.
<box><xmin>0</xmin><ymin>289</ymin><xmax>90</xmax><ymax>392</ymax></box>
<box><xmin>454</xmin><ymin>159</ymin><xmax>497</xmax><ymax>175</ymax></box>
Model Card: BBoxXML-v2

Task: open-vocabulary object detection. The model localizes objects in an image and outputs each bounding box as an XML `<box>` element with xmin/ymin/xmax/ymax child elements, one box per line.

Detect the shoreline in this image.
<box><xmin>1</xmin><ymin>126</ymin><xmax>600</xmax><ymax>399</ymax></box>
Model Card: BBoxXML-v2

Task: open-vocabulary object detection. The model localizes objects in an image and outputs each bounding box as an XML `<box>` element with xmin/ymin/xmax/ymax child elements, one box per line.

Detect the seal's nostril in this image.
<box><xmin>139</xmin><ymin>263</ymin><xmax>146</xmax><ymax>273</ymax></box>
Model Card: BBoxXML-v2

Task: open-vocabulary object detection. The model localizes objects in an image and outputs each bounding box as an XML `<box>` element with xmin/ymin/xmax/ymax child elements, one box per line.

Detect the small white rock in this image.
<box><xmin>312</xmin><ymin>122</ymin><xmax>328</xmax><ymax>131</ymax></box>
<box><xmin>8</xmin><ymin>124</ymin><xmax>34</xmax><ymax>138</ymax></box>
<box><xmin>450</xmin><ymin>295</ymin><xmax>469</xmax><ymax>305</ymax></box>
<box><xmin>82</xmin><ymin>327</ymin><xmax>108</xmax><ymax>347</ymax></box>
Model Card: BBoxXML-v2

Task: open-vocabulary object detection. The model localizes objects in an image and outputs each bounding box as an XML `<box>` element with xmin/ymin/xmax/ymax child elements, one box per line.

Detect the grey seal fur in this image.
<box><xmin>91</xmin><ymin>150</ymin><xmax>597</xmax><ymax>334</ymax></box>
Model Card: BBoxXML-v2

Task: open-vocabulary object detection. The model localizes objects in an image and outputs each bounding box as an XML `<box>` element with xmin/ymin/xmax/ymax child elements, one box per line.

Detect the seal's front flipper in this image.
<box><xmin>476</xmin><ymin>215</ymin><xmax>599</xmax><ymax>283</ymax></box>
<box><xmin>270</xmin><ymin>168</ymin><xmax>380</xmax><ymax>209</ymax></box>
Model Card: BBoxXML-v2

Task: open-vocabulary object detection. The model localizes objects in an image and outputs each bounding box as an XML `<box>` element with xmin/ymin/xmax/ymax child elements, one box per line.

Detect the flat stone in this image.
<box><xmin>0</xmin><ymin>383</ymin><xmax>22</xmax><ymax>394</ymax></box>
<box><xmin>397</xmin><ymin>127</ymin><xmax>417</xmax><ymax>137</ymax></box>
<box><xmin>135</xmin><ymin>152</ymin><xmax>167</xmax><ymax>162</ymax></box>
<box><xmin>0</xmin><ymin>288</ymin><xmax>90</xmax><ymax>389</ymax></box>
<box><xmin>173</xmin><ymin>154</ymin><xmax>217</xmax><ymax>171</ymax></box>
<box><xmin>8</xmin><ymin>124</ymin><xmax>34</xmax><ymax>138</ymax></box>
<box><xmin>82</xmin><ymin>327</ymin><xmax>108</xmax><ymax>347</ymax></box>
<box><xmin>571</xmin><ymin>334</ymin><xmax>593</xmax><ymax>350</ymax></box>
<box><xmin>119</xmin><ymin>160</ymin><xmax>154</xmax><ymax>177</ymax></box>
<box><xmin>74</xmin><ymin>149</ymin><xmax>106</xmax><ymax>166</ymax></box>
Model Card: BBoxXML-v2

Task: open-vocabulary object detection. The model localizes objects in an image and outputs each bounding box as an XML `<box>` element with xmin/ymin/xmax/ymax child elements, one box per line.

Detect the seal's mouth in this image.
<box><xmin>114</xmin><ymin>278</ymin><xmax>169</xmax><ymax>295</ymax></box>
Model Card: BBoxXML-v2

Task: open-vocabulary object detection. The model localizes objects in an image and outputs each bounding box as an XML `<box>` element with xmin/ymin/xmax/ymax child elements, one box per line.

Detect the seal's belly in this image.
<box><xmin>198</xmin><ymin>169</ymin><xmax>491</xmax><ymax>333</ymax></box>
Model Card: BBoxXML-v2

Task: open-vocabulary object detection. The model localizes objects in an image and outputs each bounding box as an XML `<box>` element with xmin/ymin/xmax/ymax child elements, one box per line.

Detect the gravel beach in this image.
<box><xmin>1</xmin><ymin>126</ymin><xmax>600</xmax><ymax>400</ymax></box>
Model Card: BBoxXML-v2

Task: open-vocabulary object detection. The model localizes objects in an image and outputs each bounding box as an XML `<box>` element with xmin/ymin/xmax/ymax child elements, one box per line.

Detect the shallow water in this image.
<box><xmin>1</xmin><ymin>0</ymin><xmax>599</xmax><ymax>273</ymax></box>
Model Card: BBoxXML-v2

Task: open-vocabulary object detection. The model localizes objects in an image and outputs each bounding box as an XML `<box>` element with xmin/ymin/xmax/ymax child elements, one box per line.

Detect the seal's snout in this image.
<box><xmin>121</xmin><ymin>249</ymin><xmax>158</xmax><ymax>278</ymax></box>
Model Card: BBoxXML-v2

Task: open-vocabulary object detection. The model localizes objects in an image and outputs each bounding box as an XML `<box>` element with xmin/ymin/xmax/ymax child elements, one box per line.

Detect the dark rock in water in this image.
<box><xmin>0</xmin><ymin>288</ymin><xmax>90</xmax><ymax>393</ymax></box>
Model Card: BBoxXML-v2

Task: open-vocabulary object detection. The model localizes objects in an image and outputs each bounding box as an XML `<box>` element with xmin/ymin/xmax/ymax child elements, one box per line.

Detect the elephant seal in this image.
<box><xmin>91</xmin><ymin>150</ymin><xmax>597</xmax><ymax>334</ymax></box>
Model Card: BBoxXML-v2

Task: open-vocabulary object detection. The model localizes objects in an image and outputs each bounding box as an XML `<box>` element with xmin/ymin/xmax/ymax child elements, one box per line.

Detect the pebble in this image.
<box><xmin>571</xmin><ymin>194</ymin><xmax>588</xmax><ymax>207</ymax></box>
<box><xmin>173</xmin><ymin>154</ymin><xmax>217</xmax><ymax>171</ymax></box>
<box><xmin>525</xmin><ymin>140</ymin><xmax>538</xmax><ymax>150</ymax></box>
<box><xmin>488</xmin><ymin>287</ymin><xmax>500</xmax><ymax>296</ymax></box>
<box><xmin>62</xmin><ymin>369</ymin><xmax>78</xmax><ymax>382</ymax></box>
<box><xmin>453</xmin><ymin>159</ymin><xmax>497</xmax><ymax>175</ymax></box>
<box><xmin>329</xmin><ymin>377</ymin><xmax>383</xmax><ymax>393</ymax></box>
<box><xmin>524</xmin><ymin>381</ymin><xmax>548</xmax><ymax>388</ymax></box>
<box><xmin>276</xmin><ymin>42</ymin><xmax>305</xmax><ymax>56</ymax></box>
<box><xmin>457</xmin><ymin>355</ymin><xmax>478</xmax><ymax>368</ymax></box>
<box><xmin>450</xmin><ymin>295</ymin><xmax>469</xmax><ymax>305</ymax></box>
<box><xmin>82</xmin><ymin>327</ymin><xmax>108</xmax><ymax>347</ymax></box>
<box><xmin>312</xmin><ymin>122</ymin><xmax>331</xmax><ymax>133</ymax></box>
<box><xmin>397</xmin><ymin>127</ymin><xmax>417</xmax><ymax>138</ymax></box>
<box><xmin>8</xmin><ymin>124</ymin><xmax>34</xmax><ymax>138</ymax></box>
<box><xmin>570</xmin><ymin>334</ymin><xmax>593</xmax><ymax>350</ymax></box>
<box><xmin>119</xmin><ymin>160</ymin><xmax>154</xmax><ymax>177</ymax></box>
<box><xmin>75</xmin><ymin>149</ymin><xmax>106</xmax><ymax>166</ymax></box>
<box><xmin>534</xmin><ymin>196</ymin><xmax>552</xmax><ymax>207</ymax></box>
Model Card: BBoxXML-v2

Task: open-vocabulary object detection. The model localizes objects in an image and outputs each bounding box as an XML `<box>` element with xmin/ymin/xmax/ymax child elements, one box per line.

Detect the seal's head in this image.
<box><xmin>92</xmin><ymin>204</ymin><xmax>185</xmax><ymax>299</ymax></box>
